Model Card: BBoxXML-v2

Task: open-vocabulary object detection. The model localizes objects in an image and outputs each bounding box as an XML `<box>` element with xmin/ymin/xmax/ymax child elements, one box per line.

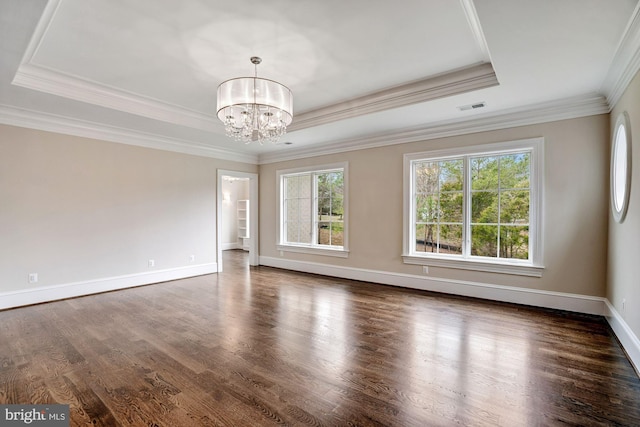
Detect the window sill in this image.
<box><xmin>402</xmin><ymin>254</ymin><xmax>544</xmax><ymax>277</ymax></box>
<box><xmin>278</xmin><ymin>244</ymin><xmax>349</xmax><ymax>258</ymax></box>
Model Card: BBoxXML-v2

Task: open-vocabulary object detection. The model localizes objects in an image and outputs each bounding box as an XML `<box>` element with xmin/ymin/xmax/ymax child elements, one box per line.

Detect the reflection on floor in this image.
<box><xmin>1</xmin><ymin>249</ymin><xmax>638</xmax><ymax>425</ymax></box>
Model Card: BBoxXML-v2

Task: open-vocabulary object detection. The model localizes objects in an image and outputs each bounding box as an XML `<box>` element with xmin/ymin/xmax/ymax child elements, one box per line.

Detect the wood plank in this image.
<box><xmin>0</xmin><ymin>250</ymin><xmax>639</xmax><ymax>426</ymax></box>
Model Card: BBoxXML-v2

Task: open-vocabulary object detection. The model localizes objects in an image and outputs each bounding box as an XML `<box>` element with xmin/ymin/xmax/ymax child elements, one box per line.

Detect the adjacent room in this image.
<box><xmin>2</xmin><ymin>0</ymin><xmax>640</xmax><ymax>425</ymax></box>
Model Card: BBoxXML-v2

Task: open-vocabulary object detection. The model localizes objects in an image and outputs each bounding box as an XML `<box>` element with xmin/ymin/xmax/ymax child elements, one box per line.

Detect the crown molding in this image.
<box><xmin>459</xmin><ymin>0</ymin><xmax>492</xmax><ymax>62</ymax></box>
<box><xmin>0</xmin><ymin>104</ymin><xmax>257</xmax><ymax>164</ymax></box>
<box><xmin>288</xmin><ymin>62</ymin><xmax>498</xmax><ymax>132</ymax></box>
<box><xmin>12</xmin><ymin>64</ymin><xmax>221</xmax><ymax>132</ymax></box>
<box><xmin>0</xmin><ymin>91</ymin><xmax>606</xmax><ymax>168</ymax></box>
<box><xmin>5</xmin><ymin>0</ymin><xmax>617</xmax><ymax>166</ymax></box>
<box><xmin>259</xmin><ymin>93</ymin><xmax>609</xmax><ymax>164</ymax></box>
<box><xmin>12</xmin><ymin>0</ymin><xmax>221</xmax><ymax>132</ymax></box>
<box><xmin>13</xmin><ymin>60</ymin><xmax>498</xmax><ymax>137</ymax></box>
<box><xmin>601</xmin><ymin>1</ymin><xmax>640</xmax><ymax>108</ymax></box>
<box><xmin>15</xmin><ymin>0</ymin><xmax>497</xmax><ymax>137</ymax></box>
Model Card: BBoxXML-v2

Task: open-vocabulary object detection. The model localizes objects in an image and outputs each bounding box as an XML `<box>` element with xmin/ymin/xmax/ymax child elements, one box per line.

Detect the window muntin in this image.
<box><xmin>315</xmin><ymin>171</ymin><xmax>344</xmax><ymax>247</ymax></box>
<box><xmin>405</xmin><ymin>138</ymin><xmax>542</xmax><ymax>270</ymax></box>
<box><xmin>284</xmin><ymin>174</ymin><xmax>312</xmax><ymax>244</ymax></box>
<box><xmin>278</xmin><ymin>164</ymin><xmax>347</xmax><ymax>254</ymax></box>
<box><xmin>470</xmin><ymin>153</ymin><xmax>530</xmax><ymax>260</ymax></box>
<box><xmin>414</xmin><ymin>159</ymin><xmax>464</xmax><ymax>255</ymax></box>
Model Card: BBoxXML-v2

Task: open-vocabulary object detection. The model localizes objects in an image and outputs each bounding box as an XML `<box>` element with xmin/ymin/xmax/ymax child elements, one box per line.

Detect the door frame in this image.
<box><xmin>216</xmin><ymin>169</ymin><xmax>259</xmax><ymax>271</ymax></box>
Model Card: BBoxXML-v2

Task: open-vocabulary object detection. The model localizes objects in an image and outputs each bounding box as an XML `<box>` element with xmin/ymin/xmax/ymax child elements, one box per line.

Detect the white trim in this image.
<box><xmin>275</xmin><ymin>162</ymin><xmax>348</xmax><ymax>176</ymax></box>
<box><xmin>288</xmin><ymin>63</ymin><xmax>498</xmax><ymax>132</ymax></box>
<box><xmin>277</xmin><ymin>245</ymin><xmax>349</xmax><ymax>258</ymax></box>
<box><xmin>401</xmin><ymin>255</ymin><xmax>543</xmax><ymax>277</ymax></box>
<box><xmin>0</xmin><ymin>263</ymin><xmax>217</xmax><ymax>311</ymax></box>
<box><xmin>9</xmin><ymin>0</ymin><xmax>625</xmax><ymax>167</ymax></box>
<box><xmin>217</xmin><ymin>170</ymin><xmax>259</xmax><ymax>272</ymax></box>
<box><xmin>13</xmin><ymin>0</ymin><xmax>221</xmax><ymax>133</ymax></box>
<box><xmin>402</xmin><ymin>137</ymin><xmax>544</xmax><ymax>160</ymax></box>
<box><xmin>12</xmin><ymin>64</ymin><xmax>221</xmax><ymax>132</ymax></box>
<box><xmin>276</xmin><ymin>162</ymin><xmax>349</xmax><ymax>253</ymax></box>
<box><xmin>16</xmin><ymin>0</ymin><xmax>498</xmax><ymax>137</ymax></box>
<box><xmin>604</xmin><ymin>299</ymin><xmax>640</xmax><ymax>374</ymax></box>
<box><xmin>259</xmin><ymin>256</ymin><xmax>604</xmax><ymax>315</ymax></box>
<box><xmin>601</xmin><ymin>1</ymin><xmax>640</xmax><ymax>108</ymax></box>
<box><xmin>610</xmin><ymin>111</ymin><xmax>632</xmax><ymax>223</ymax></box>
<box><xmin>459</xmin><ymin>0</ymin><xmax>492</xmax><ymax>62</ymax></box>
<box><xmin>259</xmin><ymin>94</ymin><xmax>608</xmax><ymax>164</ymax></box>
<box><xmin>0</xmin><ymin>91</ymin><xmax>605</xmax><ymax>167</ymax></box>
<box><xmin>403</xmin><ymin>137</ymin><xmax>544</xmax><ymax>271</ymax></box>
<box><xmin>16</xmin><ymin>0</ymin><xmax>62</xmax><ymax>64</ymax></box>
<box><xmin>0</xmin><ymin>104</ymin><xmax>257</xmax><ymax>164</ymax></box>
<box><xmin>15</xmin><ymin>0</ymin><xmax>494</xmax><ymax>138</ymax></box>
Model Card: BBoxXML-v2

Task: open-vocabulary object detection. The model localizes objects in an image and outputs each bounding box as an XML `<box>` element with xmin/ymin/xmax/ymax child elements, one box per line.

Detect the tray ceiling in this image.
<box><xmin>1</xmin><ymin>0</ymin><xmax>639</xmax><ymax>163</ymax></box>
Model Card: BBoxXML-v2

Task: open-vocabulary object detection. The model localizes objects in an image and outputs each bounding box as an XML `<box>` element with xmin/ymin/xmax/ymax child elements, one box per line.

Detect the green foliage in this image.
<box><xmin>470</xmin><ymin>153</ymin><xmax>530</xmax><ymax>258</ymax></box>
<box><xmin>316</xmin><ymin>171</ymin><xmax>344</xmax><ymax>246</ymax></box>
<box><xmin>414</xmin><ymin>152</ymin><xmax>530</xmax><ymax>259</ymax></box>
<box><xmin>414</xmin><ymin>159</ymin><xmax>463</xmax><ymax>253</ymax></box>
<box><xmin>317</xmin><ymin>171</ymin><xmax>344</xmax><ymax>218</ymax></box>
<box><xmin>471</xmin><ymin>225</ymin><xmax>498</xmax><ymax>257</ymax></box>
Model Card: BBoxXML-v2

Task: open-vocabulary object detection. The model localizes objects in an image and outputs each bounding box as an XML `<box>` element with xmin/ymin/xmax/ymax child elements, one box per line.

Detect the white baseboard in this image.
<box><xmin>0</xmin><ymin>263</ymin><xmax>218</xmax><ymax>311</ymax></box>
<box><xmin>259</xmin><ymin>256</ymin><xmax>605</xmax><ymax>315</ymax></box>
<box><xmin>262</xmin><ymin>256</ymin><xmax>640</xmax><ymax>374</ymax></box>
<box><xmin>604</xmin><ymin>299</ymin><xmax>640</xmax><ymax>373</ymax></box>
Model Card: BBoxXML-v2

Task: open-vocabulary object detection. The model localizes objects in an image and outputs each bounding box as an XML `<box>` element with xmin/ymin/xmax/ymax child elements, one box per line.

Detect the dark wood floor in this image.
<box><xmin>1</xmin><ymin>250</ymin><xmax>640</xmax><ymax>426</ymax></box>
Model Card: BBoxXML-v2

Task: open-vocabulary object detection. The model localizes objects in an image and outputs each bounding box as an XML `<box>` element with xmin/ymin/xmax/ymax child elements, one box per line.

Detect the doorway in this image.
<box><xmin>216</xmin><ymin>170</ymin><xmax>259</xmax><ymax>272</ymax></box>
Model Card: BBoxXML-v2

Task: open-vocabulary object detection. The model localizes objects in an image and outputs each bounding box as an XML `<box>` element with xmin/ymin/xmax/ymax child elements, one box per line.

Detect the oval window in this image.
<box><xmin>611</xmin><ymin>112</ymin><xmax>632</xmax><ymax>223</ymax></box>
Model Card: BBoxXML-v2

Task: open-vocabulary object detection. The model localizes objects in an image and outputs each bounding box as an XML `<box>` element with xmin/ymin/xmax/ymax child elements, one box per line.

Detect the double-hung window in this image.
<box><xmin>277</xmin><ymin>163</ymin><xmax>348</xmax><ymax>257</ymax></box>
<box><xmin>403</xmin><ymin>138</ymin><xmax>543</xmax><ymax>276</ymax></box>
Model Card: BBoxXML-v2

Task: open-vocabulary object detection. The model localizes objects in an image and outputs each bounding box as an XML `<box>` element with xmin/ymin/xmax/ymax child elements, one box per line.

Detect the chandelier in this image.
<box><xmin>216</xmin><ymin>57</ymin><xmax>293</xmax><ymax>144</ymax></box>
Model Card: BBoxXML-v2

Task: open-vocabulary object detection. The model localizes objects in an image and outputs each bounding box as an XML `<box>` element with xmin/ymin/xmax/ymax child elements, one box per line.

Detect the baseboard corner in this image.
<box><xmin>604</xmin><ymin>299</ymin><xmax>640</xmax><ymax>374</ymax></box>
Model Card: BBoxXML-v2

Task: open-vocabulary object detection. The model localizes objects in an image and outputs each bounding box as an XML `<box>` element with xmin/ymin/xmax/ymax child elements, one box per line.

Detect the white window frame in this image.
<box><xmin>611</xmin><ymin>112</ymin><xmax>632</xmax><ymax>224</ymax></box>
<box><xmin>277</xmin><ymin>162</ymin><xmax>349</xmax><ymax>257</ymax></box>
<box><xmin>402</xmin><ymin>138</ymin><xmax>544</xmax><ymax>277</ymax></box>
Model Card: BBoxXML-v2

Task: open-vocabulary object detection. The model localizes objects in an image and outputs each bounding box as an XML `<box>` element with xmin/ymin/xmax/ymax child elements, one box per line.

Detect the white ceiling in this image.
<box><xmin>1</xmin><ymin>0</ymin><xmax>639</xmax><ymax>164</ymax></box>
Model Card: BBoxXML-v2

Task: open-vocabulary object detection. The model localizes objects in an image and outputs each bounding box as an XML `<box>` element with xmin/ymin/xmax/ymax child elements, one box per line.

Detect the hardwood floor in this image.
<box><xmin>1</xmin><ymin>250</ymin><xmax>639</xmax><ymax>426</ymax></box>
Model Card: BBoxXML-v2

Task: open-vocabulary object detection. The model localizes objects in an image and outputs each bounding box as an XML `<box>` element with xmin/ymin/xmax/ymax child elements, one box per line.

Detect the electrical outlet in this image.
<box><xmin>28</xmin><ymin>273</ymin><xmax>38</xmax><ymax>283</ymax></box>
<box><xmin>279</xmin><ymin>250</ymin><xmax>284</xmax><ymax>257</ymax></box>
<box><xmin>422</xmin><ymin>266</ymin><xmax>429</xmax><ymax>274</ymax></box>
<box><xmin>148</xmin><ymin>259</ymin><xmax>155</xmax><ymax>268</ymax></box>
<box><xmin>623</xmin><ymin>298</ymin><xmax>626</xmax><ymax>313</ymax></box>
<box><xmin>189</xmin><ymin>255</ymin><xmax>195</xmax><ymax>263</ymax></box>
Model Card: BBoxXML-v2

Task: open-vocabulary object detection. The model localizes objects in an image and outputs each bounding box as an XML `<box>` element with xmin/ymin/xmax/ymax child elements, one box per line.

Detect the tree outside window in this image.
<box><xmin>470</xmin><ymin>153</ymin><xmax>530</xmax><ymax>259</ymax></box>
<box><xmin>411</xmin><ymin>150</ymin><xmax>531</xmax><ymax>261</ymax></box>
<box><xmin>414</xmin><ymin>159</ymin><xmax>463</xmax><ymax>254</ymax></box>
<box><xmin>316</xmin><ymin>171</ymin><xmax>344</xmax><ymax>247</ymax></box>
<box><xmin>281</xmin><ymin>167</ymin><xmax>345</xmax><ymax>250</ymax></box>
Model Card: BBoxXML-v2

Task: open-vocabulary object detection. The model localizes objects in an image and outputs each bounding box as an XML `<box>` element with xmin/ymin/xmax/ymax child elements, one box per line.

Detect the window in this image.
<box><xmin>403</xmin><ymin>138</ymin><xmax>543</xmax><ymax>276</ymax></box>
<box><xmin>611</xmin><ymin>112</ymin><xmax>631</xmax><ymax>223</ymax></box>
<box><xmin>277</xmin><ymin>163</ymin><xmax>348</xmax><ymax>257</ymax></box>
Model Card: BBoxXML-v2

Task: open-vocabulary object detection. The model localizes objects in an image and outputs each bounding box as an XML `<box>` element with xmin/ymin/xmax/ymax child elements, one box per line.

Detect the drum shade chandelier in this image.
<box><xmin>216</xmin><ymin>57</ymin><xmax>293</xmax><ymax>144</ymax></box>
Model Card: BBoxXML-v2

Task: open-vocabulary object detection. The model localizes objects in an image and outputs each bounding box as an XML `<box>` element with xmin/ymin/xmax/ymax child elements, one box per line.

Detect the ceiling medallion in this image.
<box><xmin>216</xmin><ymin>57</ymin><xmax>293</xmax><ymax>144</ymax></box>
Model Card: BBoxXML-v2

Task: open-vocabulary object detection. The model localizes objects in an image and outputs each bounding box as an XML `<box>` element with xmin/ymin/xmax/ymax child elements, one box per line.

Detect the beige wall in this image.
<box><xmin>608</xmin><ymin>70</ymin><xmax>640</xmax><ymax>333</ymax></box>
<box><xmin>0</xmin><ymin>124</ymin><xmax>256</xmax><ymax>293</ymax></box>
<box><xmin>0</xmin><ymin>111</ymin><xmax>613</xmax><ymax>305</ymax></box>
<box><xmin>260</xmin><ymin>114</ymin><xmax>610</xmax><ymax>297</ymax></box>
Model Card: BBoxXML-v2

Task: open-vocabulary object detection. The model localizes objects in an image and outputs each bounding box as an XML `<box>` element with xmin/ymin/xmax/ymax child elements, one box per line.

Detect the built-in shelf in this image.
<box><xmin>237</xmin><ymin>199</ymin><xmax>249</xmax><ymax>241</ymax></box>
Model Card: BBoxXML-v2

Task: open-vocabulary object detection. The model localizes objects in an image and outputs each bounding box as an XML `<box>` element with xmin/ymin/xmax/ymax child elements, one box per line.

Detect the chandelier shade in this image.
<box><xmin>216</xmin><ymin>57</ymin><xmax>293</xmax><ymax>144</ymax></box>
